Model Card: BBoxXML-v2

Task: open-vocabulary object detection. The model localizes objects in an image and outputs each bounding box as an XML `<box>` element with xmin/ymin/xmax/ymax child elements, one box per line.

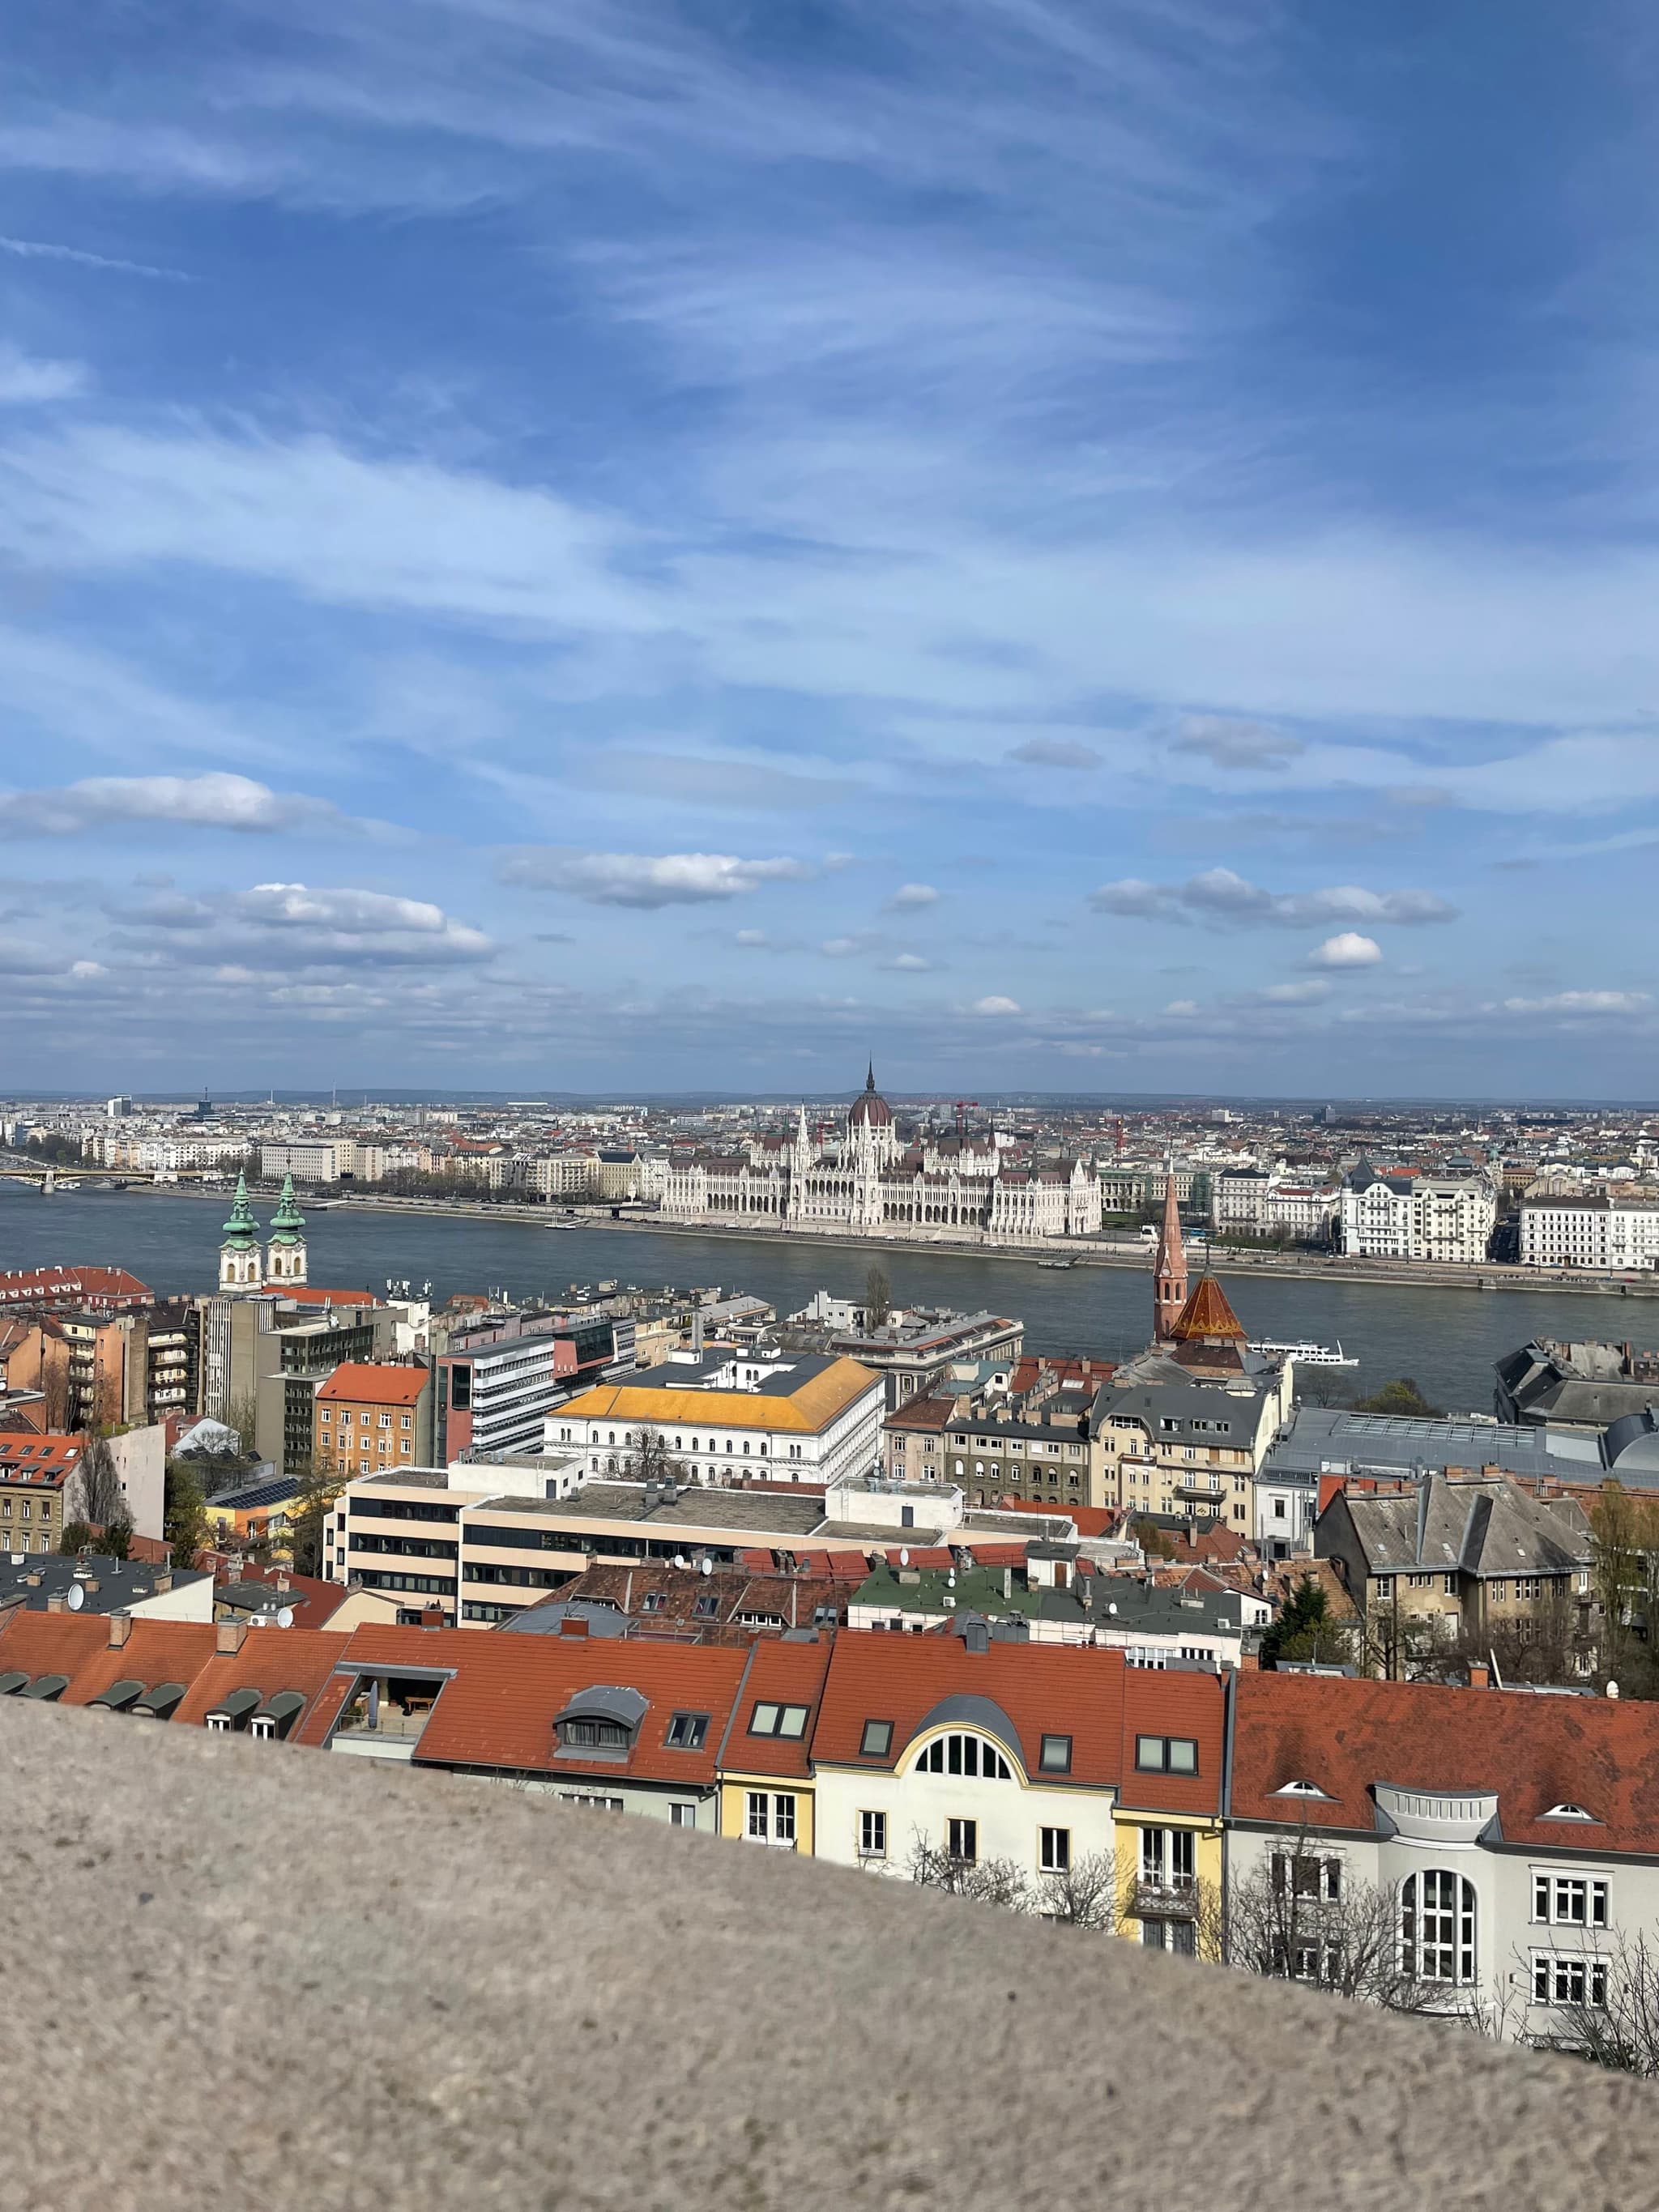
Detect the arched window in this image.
<box><xmin>914</xmin><ymin>1732</ymin><xmax>1013</xmax><ymax>1780</ymax></box>
<box><xmin>1400</xmin><ymin>1870</ymin><xmax>1477</xmax><ymax>1984</ymax></box>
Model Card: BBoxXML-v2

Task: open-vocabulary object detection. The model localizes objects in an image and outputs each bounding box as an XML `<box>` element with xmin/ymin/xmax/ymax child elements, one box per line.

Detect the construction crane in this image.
<box><xmin>953</xmin><ymin>1099</ymin><xmax>979</xmax><ymax>1141</ymax></box>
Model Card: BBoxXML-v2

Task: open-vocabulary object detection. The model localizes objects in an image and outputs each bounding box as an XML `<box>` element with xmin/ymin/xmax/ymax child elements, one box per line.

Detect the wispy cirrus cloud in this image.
<box><xmin>0</xmin><ymin>233</ymin><xmax>190</xmax><ymax>282</ymax></box>
<box><xmin>0</xmin><ymin>343</ymin><xmax>90</xmax><ymax>404</ymax></box>
<box><xmin>0</xmin><ymin>773</ymin><xmax>352</xmax><ymax>837</ymax></box>
<box><xmin>1090</xmin><ymin>869</ymin><xmax>1456</xmax><ymax>928</ymax></box>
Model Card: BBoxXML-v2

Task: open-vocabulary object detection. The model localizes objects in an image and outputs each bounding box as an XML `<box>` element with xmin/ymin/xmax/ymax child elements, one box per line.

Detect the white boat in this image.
<box><xmin>1248</xmin><ymin>1339</ymin><xmax>1358</xmax><ymax>1368</ymax></box>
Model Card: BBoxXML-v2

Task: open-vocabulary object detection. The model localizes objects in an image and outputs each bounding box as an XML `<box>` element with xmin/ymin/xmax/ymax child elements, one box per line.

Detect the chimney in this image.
<box><xmin>215</xmin><ymin>1619</ymin><xmax>247</xmax><ymax>1655</ymax></box>
<box><xmin>152</xmin><ymin>1571</ymin><xmax>172</xmax><ymax>1595</ymax></box>
<box><xmin>419</xmin><ymin>1605</ymin><xmax>444</xmax><ymax>1627</ymax></box>
<box><xmin>108</xmin><ymin>1611</ymin><xmax>133</xmax><ymax>1647</ymax></box>
<box><xmin>1468</xmin><ymin>1662</ymin><xmax>1490</xmax><ymax>1690</ymax></box>
<box><xmin>561</xmin><ymin>1614</ymin><xmax>591</xmax><ymax>1638</ymax></box>
<box><xmin>46</xmin><ymin>1590</ymin><xmax>66</xmax><ymax>1613</ymax></box>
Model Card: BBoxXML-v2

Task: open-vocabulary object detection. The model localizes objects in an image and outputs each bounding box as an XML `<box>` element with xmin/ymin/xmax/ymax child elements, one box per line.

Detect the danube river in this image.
<box><xmin>3</xmin><ymin>1182</ymin><xmax>1652</xmax><ymax>1417</ymax></box>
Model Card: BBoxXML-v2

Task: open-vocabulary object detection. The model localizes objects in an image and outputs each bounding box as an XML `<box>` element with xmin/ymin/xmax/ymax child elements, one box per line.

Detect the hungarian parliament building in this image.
<box><xmin>661</xmin><ymin>1068</ymin><xmax>1102</xmax><ymax>1245</ymax></box>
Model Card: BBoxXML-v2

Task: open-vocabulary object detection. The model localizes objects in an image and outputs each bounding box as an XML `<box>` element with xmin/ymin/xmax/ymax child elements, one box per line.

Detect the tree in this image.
<box><xmin>1032</xmin><ymin>1851</ymin><xmax>1115</xmax><ymax>1929</ymax></box>
<box><xmin>1223</xmin><ymin>1826</ymin><xmax>1443</xmax><ymax>2013</ymax></box>
<box><xmin>1260</xmin><ymin>1574</ymin><xmax>1355</xmax><ymax>1669</ymax></box>
<box><xmin>622</xmin><ymin>1425</ymin><xmax>689</xmax><ymax>1487</ymax></box>
<box><xmin>72</xmin><ymin>1432</ymin><xmax>134</xmax><ymax>1552</ymax></box>
<box><xmin>58</xmin><ymin>1521</ymin><xmax>95</xmax><ymax>1555</ymax></box>
<box><xmin>1544</xmin><ymin>1933</ymin><xmax>1659</xmax><ymax>2073</ymax></box>
<box><xmin>226</xmin><ymin>1393</ymin><xmax>259</xmax><ymax>1457</ymax></box>
<box><xmin>864</xmin><ymin>1266</ymin><xmax>892</xmax><ymax>1330</ymax></box>
<box><xmin>1353</xmin><ymin>1377</ymin><xmax>1444</xmax><ymax>1418</ymax></box>
<box><xmin>275</xmin><ymin>1464</ymin><xmax>341</xmax><ymax>1579</ymax></box>
<box><xmin>1590</xmin><ymin>1483</ymin><xmax>1659</xmax><ymax>1698</ymax></box>
<box><xmin>906</xmin><ymin>1832</ymin><xmax>1030</xmax><ymax>1909</ymax></box>
<box><xmin>164</xmin><ymin>1458</ymin><xmax>209</xmax><ymax>1572</ymax></box>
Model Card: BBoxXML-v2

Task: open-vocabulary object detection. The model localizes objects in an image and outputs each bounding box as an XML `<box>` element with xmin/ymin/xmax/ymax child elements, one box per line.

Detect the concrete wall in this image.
<box><xmin>5</xmin><ymin>1697</ymin><xmax>1659</xmax><ymax>2211</ymax></box>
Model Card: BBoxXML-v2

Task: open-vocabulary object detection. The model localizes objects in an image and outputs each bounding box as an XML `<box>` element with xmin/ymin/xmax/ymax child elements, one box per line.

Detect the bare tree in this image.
<box><xmin>227</xmin><ymin>1393</ymin><xmax>259</xmax><ymax>1458</ymax></box>
<box><xmin>906</xmin><ymin>1831</ymin><xmax>1030</xmax><ymax>1910</ymax></box>
<box><xmin>71</xmin><ymin>1433</ymin><xmax>134</xmax><ymax>1549</ymax></box>
<box><xmin>1223</xmin><ymin>1826</ymin><xmax>1444</xmax><ymax>2013</ymax></box>
<box><xmin>1540</xmin><ymin>1933</ymin><xmax>1659</xmax><ymax>2073</ymax></box>
<box><xmin>623</xmin><ymin>1425</ymin><xmax>689</xmax><ymax>1485</ymax></box>
<box><xmin>864</xmin><ymin>1266</ymin><xmax>892</xmax><ymax>1330</ymax></box>
<box><xmin>1032</xmin><ymin>1850</ymin><xmax>1115</xmax><ymax>1929</ymax></box>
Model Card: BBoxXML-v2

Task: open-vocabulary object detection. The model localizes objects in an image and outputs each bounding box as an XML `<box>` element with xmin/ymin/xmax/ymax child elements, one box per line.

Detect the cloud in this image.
<box><xmin>1163</xmin><ymin>999</ymin><xmax>1199</xmax><ymax>1016</ymax></box>
<box><xmin>881</xmin><ymin>953</ymin><xmax>934</xmax><ymax>972</ymax></box>
<box><xmin>0</xmin><ymin>344</ymin><xmax>90</xmax><ymax>405</ymax></box>
<box><xmin>105</xmin><ymin>881</ymin><xmax>493</xmax><ymax>971</ymax></box>
<box><xmin>497</xmin><ymin>848</ymin><xmax>815</xmax><ymax>908</ymax></box>
<box><xmin>1259</xmin><ymin>979</ymin><xmax>1332</xmax><ymax>1003</ymax></box>
<box><xmin>1307</xmin><ymin>932</ymin><xmax>1383</xmax><ymax>968</ymax></box>
<box><xmin>883</xmin><ymin>883</ymin><xmax>940</xmax><ymax>911</ymax></box>
<box><xmin>0</xmin><ymin>773</ymin><xmax>346</xmax><ymax>837</ymax></box>
<box><xmin>1090</xmin><ymin>867</ymin><xmax>1456</xmax><ymax>927</ymax></box>
<box><xmin>971</xmin><ymin>995</ymin><xmax>1021</xmax><ymax>1016</ymax></box>
<box><xmin>1171</xmin><ymin>715</ymin><xmax>1304</xmax><ymax>769</ymax></box>
<box><xmin>1499</xmin><ymin>990</ymin><xmax>1651</xmax><ymax>1016</ymax></box>
<box><xmin>1008</xmin><ymin>737</ymin><xmax>1101</xmax><ymax>770</ymax></box>
<box><xmin>0</xmin><ymin>234</ymin><xmax>190</xmax><ymax>282</ymax></box>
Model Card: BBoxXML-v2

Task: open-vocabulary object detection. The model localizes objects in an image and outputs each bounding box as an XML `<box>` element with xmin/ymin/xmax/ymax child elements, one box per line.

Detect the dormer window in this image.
<box><xmin>554</xmin><ymin>1685</ymin><xmax>647</xmax><ymax>1758</ymax></box>
<box><xmin>1270</xmin><ymin>1779</ymin><xmax>1333</xmax><ymax>1800</ymax></box>
<box><xmin>561</xmin><ymin>1715</ymin><xmax>630</xmax><ymax>1750</ymax></box>
<box><xmin>1541</xmin><ymin>1803</ymin><xmax>1598</xmax><ymax>1822</ymax></box>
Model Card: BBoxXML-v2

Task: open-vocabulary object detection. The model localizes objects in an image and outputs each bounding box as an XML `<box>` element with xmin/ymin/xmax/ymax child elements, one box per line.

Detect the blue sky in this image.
<box><xmin>2</xmin><ymin>0</ymin><xmax>1657</xmax><ymax>1098</ymax></box>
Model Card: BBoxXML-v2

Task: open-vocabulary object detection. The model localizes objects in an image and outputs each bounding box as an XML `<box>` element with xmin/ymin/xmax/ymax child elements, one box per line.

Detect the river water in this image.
<box><xmin>3</xmin><ymin>1183</ymin><xmax>1653</xmax><ymax>1417</ymax></box>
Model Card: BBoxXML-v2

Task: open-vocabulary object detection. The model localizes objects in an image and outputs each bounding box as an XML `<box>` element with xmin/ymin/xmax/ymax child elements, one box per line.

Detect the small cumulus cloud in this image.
<box><xmin>881</xmin><ymin>952</ymin><xmax>934</xmax><ymax>971</ymax></box>
<box><xmin>1259</xmin><ymin>979</ymin><xmax>1332</xmax><ymax>1003</ymax></box>
<box><xmin>497</xmin><ymin>849</ymin><xmax>815</xmax><ymax>908</ymax></box>
<box><xmin>1308</xmin><ymin>932</ymin><xmax>1383</xmax><ymax>968</ymax></box>
<box><xmin>972</xmin><ymin>995</ymin><xmax>1021</xmax><ymax>1016</ymax></box>
<box><xmin>1090</xmin><ymin>867</ymin><xmax>1456</xmax><ymax>929</ymax></box>
<box><xmin>1164</xmin><ymin>998</ymin><xmax>1200</xmax><ymax>1016</ymax></box>
<box><xmin>883</xmin><ymin>882</ymin><xmax>940</xmax><ymax>911</ymax></box>
<box><xmin>1008</xmin><ymin>737</ymin><xmax>1101</xmax><ymax>770</ymax></box>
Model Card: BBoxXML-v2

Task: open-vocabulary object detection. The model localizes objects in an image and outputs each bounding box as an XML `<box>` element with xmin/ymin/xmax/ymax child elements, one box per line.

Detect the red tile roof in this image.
<box><xmin>172</xmin><ymin>1630</ymin><xmax>352</xmax><ymax>1728</ymax></box>
<box><xmin>0</xmin><ymin>1614</ymin><xmax>218</xmax><ymax>1705</ymax></box>
<box><xmin>813</xmin><ymin>1630</ymin><xmax>1224</xmax><ymax>1811</ymax></box>
<box><xmin>996</xmin><ymin>1499</ymin><xmax>1120</xmax><ymax>1539</ymax></box>
<box><xmin>719</xmin><ymin>1636</ymin><xmax>834</xmax><ymax>1780</ymax></box>
<box><xmin>0</xmin><ymin>1265</ymin><xmax>153</xmax><ymax>1309</ymax></box>
<box><xmin>316</xmin><ymin>1363</ymin><xmax>427</xmax><ymax>1406</ymax></box>
<box><xmin>0</xmin><ymin>1433</ymin><xmax>81</xmax><ymax>1485</ymax></box>
<box><xmin>1231</xmin><ymin>1671</ymin><xmax>1659</xmax><ymax>1854</ymax></box>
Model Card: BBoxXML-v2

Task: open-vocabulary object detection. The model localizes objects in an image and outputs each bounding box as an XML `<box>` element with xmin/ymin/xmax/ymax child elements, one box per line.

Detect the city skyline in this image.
<box><xmin>3</xmin><ymin>4</ymin><xmax>1658</xmax><ymax>1093</ymax></box>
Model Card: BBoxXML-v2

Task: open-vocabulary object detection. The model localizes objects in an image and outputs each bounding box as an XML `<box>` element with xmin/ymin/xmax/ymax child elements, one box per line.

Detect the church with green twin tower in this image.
<box><xmin>219</xmin><ymin>1171</ymin><xmax>309</xmax><ymax>1293</ymax></box>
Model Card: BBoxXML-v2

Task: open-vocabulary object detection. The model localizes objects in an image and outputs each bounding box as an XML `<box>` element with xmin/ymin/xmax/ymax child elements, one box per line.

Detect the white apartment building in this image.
<box><xmin>1212</xmin><ymin>1170</ymin><xmax>1269</xmax><ymax>1234</ymax></box>
<box><xmin>547</xmin><ymin>1350</ymin><xmax>884</xmax><ymax>1489</ymax></box>
<box><xmin>527</xmin><ymin>1153</ymin><xmax>602</xmax><ymax>1200</ymax></box>
<box><xmin>1521</xmin><ymin>1194</ymin><xmax>1659</xmax><ymax>1272</ymax></box>
<box><xmin>1341</xmin><ymin>1168</ymin><xmax>1495</xmax><ymax>1265</ymax></box>
<box><xmin>260</xmin><ymin>1140</ymin><xmax>356</xmax><ymax>1183</ymax></box>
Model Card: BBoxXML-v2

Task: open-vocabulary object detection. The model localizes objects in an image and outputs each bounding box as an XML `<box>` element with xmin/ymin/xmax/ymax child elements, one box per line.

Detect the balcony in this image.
<box><xmin>1132</xmin><ymin>1877</ymin><xmax>1198</xmax><ymax>1919</ymax></box>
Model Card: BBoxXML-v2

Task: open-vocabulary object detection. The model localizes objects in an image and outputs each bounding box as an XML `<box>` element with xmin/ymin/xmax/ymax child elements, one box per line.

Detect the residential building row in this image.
<box><xmin>5</xmin><ymin>1602</ymin><xmax>1657</xmax><ymax>2046</ymax></box>
<box><xmin>1339</xmin><ymin>1166</ymin><xmax>1498</xmax><ymax>1265</ymax></box>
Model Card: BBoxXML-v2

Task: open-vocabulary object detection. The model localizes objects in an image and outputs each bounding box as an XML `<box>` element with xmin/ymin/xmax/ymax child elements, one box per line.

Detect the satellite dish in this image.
<box><xmin>899</xmin><ymin>1548</ymin><xmax>910</xmax><ymax>1568</ymax></box>
<box><xmin>66</xmin><ymin>1583</ymin><xmax>84</xmax><ymax>1612</ymax></box>
<box><xmin>276</xmin><ymin>1606</ymin><xmax>295</xmax><ymax>1629</ymax></box>
<box><xmin>249</xmin><ymin>1614</ymin><xmax>266</xmax><ymax>1628</ymax></box>
<box><xmin>672</xmin><ymin>1554</ymin><xmax>687</xmax><ymax>1570</ymax></box>
<box><xmin>701</xmin><ymin>1557</ymin><xmax>712</xmax><ymax>1576</ymax></box>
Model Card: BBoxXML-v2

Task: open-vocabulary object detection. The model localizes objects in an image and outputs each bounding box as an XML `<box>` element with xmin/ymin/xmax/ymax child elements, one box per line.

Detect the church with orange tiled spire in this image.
<box><xmin>1152</xmin><ymin>1164</ymin><xmax>1188</xmax><ymax>1341</ymax></box>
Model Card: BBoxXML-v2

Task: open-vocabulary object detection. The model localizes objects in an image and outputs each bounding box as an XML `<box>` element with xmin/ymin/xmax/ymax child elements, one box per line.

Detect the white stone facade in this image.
<box><xmin>1341</xmin><ymin>1174</ymin><xmax>1495</xmax><ymax>1264</ymax></box>
<box><xmin>1521</xmin><ymin>1197</ymin><xmax>1659</xmax><ymax>1272</ymax></box>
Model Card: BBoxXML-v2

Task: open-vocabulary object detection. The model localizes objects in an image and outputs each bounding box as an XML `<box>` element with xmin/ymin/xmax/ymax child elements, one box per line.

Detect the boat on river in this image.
<box><xmin>1248</xmin><ymin>1339</ymin><xmax>1358</xmax><ymax>1367</ymax></box>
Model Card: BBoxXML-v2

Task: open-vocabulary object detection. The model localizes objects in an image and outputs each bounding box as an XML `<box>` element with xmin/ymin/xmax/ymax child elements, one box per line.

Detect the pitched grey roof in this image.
<box><xmin>1333</xmin><ymin>1473</ymin><xmax>1589</xmax><ymax>1579</ymax></box>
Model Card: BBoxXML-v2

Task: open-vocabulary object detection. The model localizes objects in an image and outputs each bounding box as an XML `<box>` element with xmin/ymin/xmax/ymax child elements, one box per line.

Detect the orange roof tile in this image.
<box><xmin>1168</xmin><ymin>1276</ymin><xmax>1247</xmax><ymax>1343</ymax></box>
<box><xmin>173</xmin><ymin>1629</ymin><xmax>352</xmax><ymax>1728</ymax></box>
<box><xmin>719</xmin><ymin>1636</ymin><xmax>834</xmax><ymax>1781</ymax></box>
<box><xmin>316</xmin><ymin>1363</ymin><xmax>429</xmax><ymax>1407</ymax></box>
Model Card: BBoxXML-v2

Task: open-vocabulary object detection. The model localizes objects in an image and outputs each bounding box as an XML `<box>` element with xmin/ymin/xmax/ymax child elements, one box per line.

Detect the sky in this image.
<box><xmin>2</xmin><ymin>0</ymin><xmax>1658</xmax><ymax>1101</ymax></box>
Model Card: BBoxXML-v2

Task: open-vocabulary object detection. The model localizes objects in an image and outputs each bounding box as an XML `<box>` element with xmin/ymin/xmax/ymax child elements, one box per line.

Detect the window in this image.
<box><xmin>1140</xmin><ymin>1827</ymin><xmax>1196</xmax><ymax>1891</ymax></box>
<box><xmin>561</xmin><ymin>1793</ymin><xmax>624</xmax><ymax>1812</ymax></box>
<box><xmin>318</xmin><ymin>1408</ymin><xmax>331</xmax><ymax>1424</ymax></box>
<box><xmin>1272</xmin><ymin>1850</ymin><xmax>1342</xmax><ymax>1903</ymax></box>
<box><xmin>1040</xmin><ymin>1826</ymin><xmax>1070</xmax><ymax>1873</ymax></box>
<box><xmin>560</xmin><ymin>1715</ymin><xmax>630</xmax><ymax>1750</ymax></box>
<box><xmin>401</xmin><ymin>1413</ymin><xmax>412</xmax><ymax>1430</ymax></box>
<box><xmin>859</xmin><ymin>1809</ymin><xmax>887</xmax><ymax>1859</ymax></box>
<box><xmin>1517</xmin><ymin>1577</ymin><xmax>1542</xmax><ymax>1600</ymax></box>
<box><xmin>1532</xmin><ymin>1953</ymin><xmax>1608</xmax><ymax>2008</ymax></box>
<box><xmin>947</xmin><ymin>1817</ymin><xmax>978</xmax><ymax>1864</ymax></box>
<box><xmin>1039</xmin><ymin>1733</ymin><xmax>1072</xmax><ymax>1774</ymax></box>
<box><xmin>749</xmin><ymin>1702</ymin><xmax>809</xmax><ymax>1739</ymax></box>
<box><xmin>747</xmin><ymin>1791</ymin><xmax>798</xmax><ymax>1847</ymax></box>
<box><xmin>1136</xmin><ymin>1735</ymin><xmax>1198</xmax><ymax>1775</ymax></box>
<box><xmin>1374</xmin><ymin>1576</ymin><xmax>1393</xmax><ymax>1600</ymax></box>
<box><xmin>1443</xmin><ymin>1574</ymin><xmax>1457</xmax><ymax>1595</ymax></box>
<box><xmin>1399</xmin><ymin>1870</ymin><xmax>1477</xmax><ymax>1985</ymax></box>
<box><xmin>670</xmin><ymin>1803</ymin><xmax>697</xmax><ymax>1829</ymax></box>
<box><xmin>1533</xmin><ymin>1873</ymin><xmax>1607</xmax><ymax>1928</ymax></box>
<box><xmin>860</xmin><ymin>1719</ymin><xmax>893</xmax><ymax>1758</ymax></box>
<box><xmin>915</xmin><ymin>1732</ymin><xmax>1013</xmax><ymax>1780</ymax></box>
<box><xmin>665</xmin><ymin>1711</ymin><xmax>710</xmax><ymax>1750</ymax></box>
